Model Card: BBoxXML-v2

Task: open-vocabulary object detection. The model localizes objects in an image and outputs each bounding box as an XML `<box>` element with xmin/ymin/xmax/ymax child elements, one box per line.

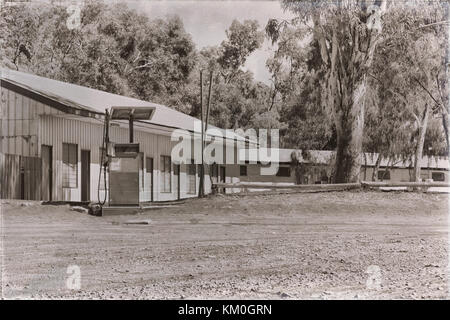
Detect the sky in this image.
<box><xmin>126</xmin><ymin>0</ymin><xmax>296</xmax><ymax>84</ymax></box>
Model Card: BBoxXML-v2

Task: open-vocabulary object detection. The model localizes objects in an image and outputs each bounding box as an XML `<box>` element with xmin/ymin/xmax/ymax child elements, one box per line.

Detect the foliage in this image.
<box><xmin>0</xmin><ymin>2</ymin><xmax>281</xmax><ymax>133</ymax></box>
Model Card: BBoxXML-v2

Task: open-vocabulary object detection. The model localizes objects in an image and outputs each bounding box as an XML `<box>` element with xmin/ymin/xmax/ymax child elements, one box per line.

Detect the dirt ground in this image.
<box><xmin>1</xmin><ymin>190</ymin><xmax>448</xmax><ymax>300</ymax></box>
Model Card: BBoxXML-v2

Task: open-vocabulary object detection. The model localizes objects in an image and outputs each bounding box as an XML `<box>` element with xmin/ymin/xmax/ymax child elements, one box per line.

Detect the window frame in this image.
<box><xmin>431</xmin><ymin>171</ymin><xmax>445</xmax><ymax>182</ymax></box>
<box><xmin>276</xmin><ymin>166</ymin><xmax>291</xmax><ymax>177</ymax></box>
<box><xmin>187</xmin><ymin>160</ymin><xmax>196</xmax><ymax>194</ymax></box>
<box><xmin>62</xmin><ymin>143</ymin><xmax>78</xmax><ymax>188</ymax></box>
<box><xmin>377</xmin><ymin>170</ymin><xmax>391</xmax><ymax>180</ymax></box>
<box><xmin>240</xmin><ymin>165</ymin><xmax>247</xmax><ymax>176</ymax></box>
<box><xmin>160</xmin><ymin>155</ymin><xmax>172</xmax><ymax>193</ymax></box>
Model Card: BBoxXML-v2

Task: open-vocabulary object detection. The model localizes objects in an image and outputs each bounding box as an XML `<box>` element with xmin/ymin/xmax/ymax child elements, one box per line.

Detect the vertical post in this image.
<box><xmin>105</xmin><ymin>110</ymin><xmax>110</xmax><ymax>146</ymax></box>
<box><xmin>204</xmin><ymin>71</ymin><xmax>214</xmax><ymax>194</ymax></box>
<box><xmin>129</xmin><ymin>114</ymin><xmax>134</xmax><ymax>143</ymax></box>
<box><xmin>104</xmin><ymin>109</ymin><xmax>111</xmax><ymax>206</ymax></box>
<box><xmin>205</xmin><ymin>71</ymin><xmax>213</xmax><ymax>146</ymax></box>
<box><xmin>199</xmin><ymin>70</ymin><xmax>205</xmax><ymax>197</ymax></box>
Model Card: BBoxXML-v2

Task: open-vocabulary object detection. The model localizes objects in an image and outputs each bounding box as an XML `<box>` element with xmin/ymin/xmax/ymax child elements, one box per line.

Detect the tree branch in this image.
<box><xmin>412</xmin><ymin>76</ymin><xmax>441</xmax><ymax>111</ymax></box>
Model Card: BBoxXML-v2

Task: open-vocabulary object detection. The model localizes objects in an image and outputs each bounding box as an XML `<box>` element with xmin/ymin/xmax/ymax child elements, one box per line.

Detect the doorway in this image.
<box><xmin>41</xmin><ymin>145</ymin><xmax>52</xmax><ymax>201</ymax></box>
<box><xmin>174</xmin><ymin>164</ymin><xmax>180</xmax><ymax>200</ymax></box>
<box><xmin>81</xmin><ymin>150</ymin><xmax>90</xmax><ymax>202</ymax></box>
<box><xmin>146</xmin><ymin>157</ymin><xmax>154</xmax><ymax>202</ymax></box>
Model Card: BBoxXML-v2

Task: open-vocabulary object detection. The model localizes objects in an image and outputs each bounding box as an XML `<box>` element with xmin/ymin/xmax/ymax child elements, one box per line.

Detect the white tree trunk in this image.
<box><xmin>413</xmin><ymin>104</ymin><xmax>430</xmax><ymax>182</ymax></box>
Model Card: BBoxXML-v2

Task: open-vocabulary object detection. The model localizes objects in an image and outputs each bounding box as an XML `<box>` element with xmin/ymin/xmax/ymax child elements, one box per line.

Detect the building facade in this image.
<box><xmin>0</xmin><ymin>69</ymin><xmax>250</xmax><ymax>202</ymax></box>
<box><xmin>1</xmin><ymin>70</ymin><xmax>447</xmax><ymax>203</ymax></box>
<box><xmin>236</xmin><ymin>149</ymin><xmax>449</xmax><ymax>186</ymax></box>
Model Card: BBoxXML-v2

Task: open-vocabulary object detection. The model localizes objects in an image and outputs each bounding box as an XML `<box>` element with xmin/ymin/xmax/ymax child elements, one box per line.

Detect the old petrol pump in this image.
<box><xmin>94</xmin><ymin>106</ymin><xmax>155</xmax><ymax>216</ymax></box>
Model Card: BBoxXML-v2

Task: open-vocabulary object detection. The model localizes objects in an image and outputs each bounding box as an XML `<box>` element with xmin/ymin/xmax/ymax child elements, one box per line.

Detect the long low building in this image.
<box><xmin>0</xmin><ymin>69</ymin><xmax>253</xmax><ymax>202</ymax></box>
<box><xmin>236</xmin><ymin>149</ymin><xmax>449</xmax><ymax>185</ymax></box>
<box><xmin>1</xmin><ymin>70</ymin><xmax>448</xmax><ymax>203</ymax></box>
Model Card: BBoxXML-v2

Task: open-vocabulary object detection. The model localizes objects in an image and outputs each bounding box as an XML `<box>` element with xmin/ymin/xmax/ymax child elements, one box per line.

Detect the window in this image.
<box><xmin>160</xmin><ymin>156</ymin><xmax>171</xmax><ymax>192</ymax></box>
<box><xmin>63</xmin><ymin>143</ymin><xmax>78</xmax><ymax>188</ymax></box>
<box><xmin>211</xmin><ymin>163</ymin><xmax>218</xmax><ymax>178</ymax></box>
<box><xmin>240</xmin><ymin>165</ymin><xmax>247</xmax><ymax>176</ymax></box>
<box><xmin>378</xmin><ymin>170</ymin><xmax>390</xmax><ymax>180</ymax></box>
<box><xmin>187</xmin><ymin>161</ymin><xmax>196</xmax><ymax>194</ymax></box>
<box><xmin>276</xmin><ymin>166</ymin><xmax>291</xmax><ymax>177</ymax></box>
<box><xmin>99</xmin><ymin>147</ymin><xmax>108</xmax><ymax>190</ymax></box>
<box><xmin>432</xmin><ymin>172</ymin><xmax>445</xmax><ymax>182</ymax></box>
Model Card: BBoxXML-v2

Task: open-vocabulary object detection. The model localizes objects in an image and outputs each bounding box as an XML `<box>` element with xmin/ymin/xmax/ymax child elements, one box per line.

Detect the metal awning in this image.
<box><xmin>110</xmin><ymin>106</ymin><xmax>155</xmax><ymax>120</ymax></box>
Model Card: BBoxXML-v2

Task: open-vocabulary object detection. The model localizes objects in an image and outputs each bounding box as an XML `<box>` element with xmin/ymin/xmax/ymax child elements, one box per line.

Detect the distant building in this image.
<box><xmin>237</xmin><ymin>149</ymin><xmax>449</xmax><ymax>185</ymax></box>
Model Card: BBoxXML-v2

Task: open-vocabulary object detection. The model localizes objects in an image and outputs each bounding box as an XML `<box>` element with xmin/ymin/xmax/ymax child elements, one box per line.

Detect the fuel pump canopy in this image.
<box><xmin>104</xmin><ymin>106</ymin><xmax>156</xmax><ymax>211</ymax></box>
<box><xmin>108</xmin><ymin>106</ymin><xmax>156</xmax><ymax>157</ymax></box>
<box><xmin>110</xmin><ymin>106</ymin><xmax>155</xmax><ymax>121</ymax></box>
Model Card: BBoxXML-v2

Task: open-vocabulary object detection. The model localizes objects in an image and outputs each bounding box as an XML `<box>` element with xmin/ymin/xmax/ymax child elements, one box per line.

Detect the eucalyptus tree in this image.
<box><xmin>267</xmin><ymin>0</ymin><xmax>389</xmax><ymax>182</ymax></box>
<box><xmin>0</xmin><ymin>1</ymin><xmax>198</xmax><ymax>106</ymax></box>
<box><xmin>370</xmin><ymin>1</ymin><xmax>448</xmax><ymax>181</ymax></box>
<box><xmin>266</xmin><ymin>0</ymin><xmax>448</xmax><ymax>182</ymax></box>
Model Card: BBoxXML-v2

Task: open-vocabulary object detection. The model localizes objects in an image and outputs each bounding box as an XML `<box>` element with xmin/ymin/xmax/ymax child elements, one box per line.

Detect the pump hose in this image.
<box><xmin>97</xmin><ymin>119</ymin><xmax>108</xmax><ymax>206</ymax></box>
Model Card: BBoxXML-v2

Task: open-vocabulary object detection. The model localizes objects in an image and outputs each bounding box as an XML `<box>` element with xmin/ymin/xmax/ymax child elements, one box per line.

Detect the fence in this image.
<box><xmin>212</xmin><ymin>181</ymin><xmax>450</xmax><ymax>195</ymax></box>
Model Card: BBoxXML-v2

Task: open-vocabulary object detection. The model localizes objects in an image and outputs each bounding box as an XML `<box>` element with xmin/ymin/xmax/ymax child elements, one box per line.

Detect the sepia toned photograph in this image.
<box><xmin>0</xmin><ymin>0</ymin><xmax>449</xmax><ymax>304</ymax></box>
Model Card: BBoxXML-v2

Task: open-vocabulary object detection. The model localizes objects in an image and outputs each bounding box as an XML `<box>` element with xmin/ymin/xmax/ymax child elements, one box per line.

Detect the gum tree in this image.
<box><xmin>370</xmin><ymin>1</ymin><xmax>448</xmax><ymax>181</ymax></box>
<box><xmin>267</xmin><ymin>0</ymin><xmax>388</xmax><ymax>183</ymax></box>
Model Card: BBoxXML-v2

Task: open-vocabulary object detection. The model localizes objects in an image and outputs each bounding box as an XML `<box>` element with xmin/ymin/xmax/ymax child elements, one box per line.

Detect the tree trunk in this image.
<box><xmin>442</xmin><ymin>110</ymin><xmax>449</xmax><ymax>154</ymax></box>
<box><xmin>413</xmin><ymin>104</ymin><xmax>430</xmax><ymax>182</ymax></box>
<box><xmin>331</xmin><ymin>77</ymin><xmax>366</xmax><ymax>183</ymax></box>
<box><xmin>311</xmin><ymin>4</ymin><xmax>385</xmax><ymax>183</ymax></box>
<box><xmin>372</xmin><ymin>154</ymin><xmax>382</xmax><ymax>182</ymax></box>
<box><xmin>363</xmin><ymin>152</ymin><xmax>367</xmax><ymax>181</ymax></box>
<box><xmin>381</xmin><ymin>157</ymin><xmax>393</xmax><ymax>180</ymax></box>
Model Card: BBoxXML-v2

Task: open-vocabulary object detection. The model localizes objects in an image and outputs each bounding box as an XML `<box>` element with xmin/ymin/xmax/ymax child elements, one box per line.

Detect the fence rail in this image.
<box><xmin>212</xmin><ymin>181</ymin><xmax>450</xmax><ymax>194</ymax></box>
<box><xmin>361</xmin><ymin>181</ymin><xmax>450</xmax><ymax>188</ymax></box>
<box><xmin>212</xmin><ymin>182</ymin><xmax>361</xmax><ymax>193</ymax></box>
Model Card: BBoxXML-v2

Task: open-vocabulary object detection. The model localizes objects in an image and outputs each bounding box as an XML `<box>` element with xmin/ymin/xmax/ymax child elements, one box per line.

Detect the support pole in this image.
<box><xmin>199</xmin><ymin>70</ymin><xmax>205</xmax><ymax>197</ymax></box>
<box><xmin>129</xmin><ymin>114</ymin><xmax>134</xmax><ymax>143</ymax></box>
<box><xmin>204</xmin><ymin>71</ymin><xmax>213</xmax><ymax>145</ymax></box>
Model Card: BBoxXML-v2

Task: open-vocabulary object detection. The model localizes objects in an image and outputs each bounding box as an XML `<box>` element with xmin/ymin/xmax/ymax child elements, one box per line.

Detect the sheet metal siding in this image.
<box><xmin>1</xmin><ymin>87</ymin><xmax>62</xmax><ymax>157</ymax></box>
<box><xmin>38</xmin><ymin>115</ymin><xmax>212</xmax><ymax>202</ymax></box>
<box><xmin>1</xmin><ymin>88</ymin><xmax>223</xmax><ymax>201</ymax></box>
<box><xmin>40</xmin><ymin>116</ymin><xmax>103</xmax><ymax>201</ymax></box>
<box><xmin>0</xmin><ymin>153</ymin><xmax>42</xmax><ymax>199</ymax></box>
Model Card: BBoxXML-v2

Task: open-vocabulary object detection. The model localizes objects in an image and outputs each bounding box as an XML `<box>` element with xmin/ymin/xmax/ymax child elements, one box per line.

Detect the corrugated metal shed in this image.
<box><xmin>0</xmin><ymin>68</ymin><xmax>249</xmax><ymax>142</ymax></box>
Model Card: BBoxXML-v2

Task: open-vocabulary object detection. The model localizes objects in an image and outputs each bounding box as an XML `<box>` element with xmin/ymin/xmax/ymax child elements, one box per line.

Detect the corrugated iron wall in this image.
<box><xmin>1</xmin><ymin>87</ymin><xmax>62</xmax><ymax>157</ymax></box>
<box><xmin>1</xmin><ymin>85</ymin><xmax>230</xmax><ymax>202</ymax></box>
<box><xmin>39</xmin><ymin>115</ymin><xmax>188</xmax><ymax>202</ymax></box>
<box><xmin>0</xmin><ymin>153</ymin><xmax>41</xmax><ymax>199</ymax></box>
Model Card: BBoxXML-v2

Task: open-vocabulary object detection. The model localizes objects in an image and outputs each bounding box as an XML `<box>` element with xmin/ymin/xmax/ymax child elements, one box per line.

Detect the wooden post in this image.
<box><xmin>199</xmin><ymin>70</ymin><xmax>205</xmax><ymax>197</ymax></box>
<box><xmin>129</xmin><ymin>114</ymin><xmax>134</xmax><ymax>143</ymax></box>
<box><xmin>204</xmin><ymin>72</ymin><xmax>214</xmax><ymax>195</ymax></box>
<box><xmin>205</xmin><ymin>72</ymin><xmax>213</xmax><ymax>138</ymax></box>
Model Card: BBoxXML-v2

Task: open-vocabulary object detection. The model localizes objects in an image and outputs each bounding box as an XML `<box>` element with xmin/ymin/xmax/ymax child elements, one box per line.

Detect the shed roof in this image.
<box><xmin>0</xmin><ymin>68</ymin><xmax>248</xmax><ymax>142</ymax></box>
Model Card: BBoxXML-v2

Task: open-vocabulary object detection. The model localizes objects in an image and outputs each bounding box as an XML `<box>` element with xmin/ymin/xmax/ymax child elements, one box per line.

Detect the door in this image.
<box><xmin>41</xmin><ymin>145</ymin><xmax>52</xmax><ymax>201</ymax></box>
<box><xmin>146</xmin><ymin>157</ymin><xmax>154</xmax><ymax>202</ymax></box>
<box><xmin>220</xmin><ymin>166</ymin><xmax>226</xmax><ymax>194</ymax></box>
<box><xmin>81</xmin><ymin>150</ymin><xmax>90</xmax><ymax>202</ymax></box>
<box><xmin>174</xmin><ymin>164</ymin><xmax>180</xmax><ymax>200</ymax></box>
